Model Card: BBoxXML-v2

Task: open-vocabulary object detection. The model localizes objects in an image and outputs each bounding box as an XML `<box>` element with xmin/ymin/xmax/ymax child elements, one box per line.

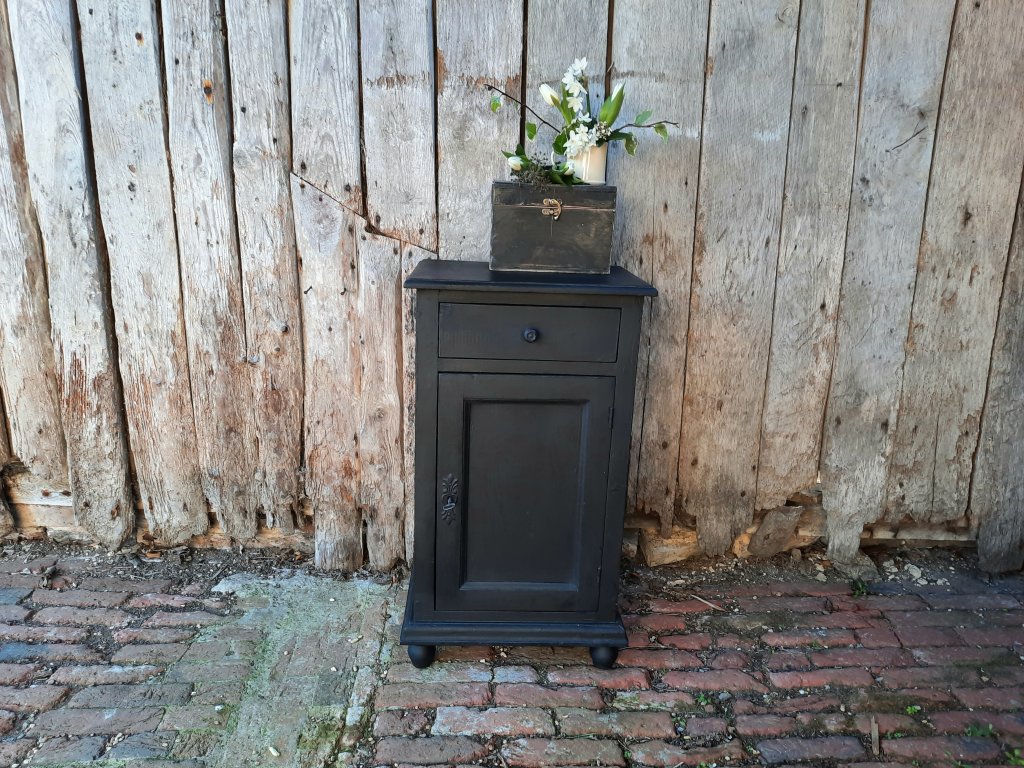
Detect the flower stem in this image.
<box><xmin>485</xmin><ymin>83</ymin><xmax>561</xmax><ymax>133</ymax></box>
<box><xmin>616</xmin><ymin>120</ymin><xmax>682</xmax><ymax>130</ymax></box>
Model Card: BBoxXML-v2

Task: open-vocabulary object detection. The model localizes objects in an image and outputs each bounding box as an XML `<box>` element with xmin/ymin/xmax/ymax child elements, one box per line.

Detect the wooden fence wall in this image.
<box><xmin>1</xmin><ymin>0</ymin><xmax>1022</xmax><ymax>572</ymax></box>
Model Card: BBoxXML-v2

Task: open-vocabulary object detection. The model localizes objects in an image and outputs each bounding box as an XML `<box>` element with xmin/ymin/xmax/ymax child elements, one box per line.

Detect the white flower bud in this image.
<box><xmin>507</xmin><ymin>155</ymin><xmax>524</xmax><ymax>171</ymax></box>
<box><xmin>539</xmin><ymin>83</ymin><xmax>560</xmax><ymax>107</ymax></box>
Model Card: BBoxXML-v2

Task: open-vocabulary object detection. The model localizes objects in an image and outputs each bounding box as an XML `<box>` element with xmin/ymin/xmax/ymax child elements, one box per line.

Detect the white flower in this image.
<box><xmin>570</xmin><ymin>57</ymin><xmax>588</xmax><ymax>76</ymax></box>
<box><xmin>538</xmin><ymin>83</ymin><xmax>560</xmax><ymax>107</ymax></box>
<box><xmin>507</xmin><ymin>156</ymin><xmax>524</xmax><ymax>171</ymax></box>
<box><xmin>578</xmin><ymin>112</ymin><xmax>593</xmax><ymax>124</ymax></box>
<box><xmin>565</xmin><ymin>124</ymin><xmax>597</xmax><ymax>158</ymax></box>
<box><xmin>566</xmin><ymin>94</ymin><xmax>584</xmax><ymax>113</ymax></box>
<box><xmin>564</xmin><ymin>159</ymin><xmax>575</xmax><ymax>174</ymax></box>
<box><xmin>562</xmin><ymin>72</ymin><xmax>584</xmax><ymax>97</ymax></box>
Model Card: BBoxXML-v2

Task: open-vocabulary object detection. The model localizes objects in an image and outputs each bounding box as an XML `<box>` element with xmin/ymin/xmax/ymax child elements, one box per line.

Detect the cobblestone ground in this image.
<box><xmin>0</xmin><ymin>548</ymin><xmax>1022</xmax><ymax>767</ymax></box>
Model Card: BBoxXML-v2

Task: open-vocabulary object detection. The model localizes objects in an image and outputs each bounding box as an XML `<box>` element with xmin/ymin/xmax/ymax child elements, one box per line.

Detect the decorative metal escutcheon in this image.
<box><xmin>541</xmin><ymin>198</ymin><xmax>562</xmax><ymax>220</ymax></box>
<box><xmin>440</xmin><ymin>473</ymin><xmax>459</xmax><ymax>525</ymax></box>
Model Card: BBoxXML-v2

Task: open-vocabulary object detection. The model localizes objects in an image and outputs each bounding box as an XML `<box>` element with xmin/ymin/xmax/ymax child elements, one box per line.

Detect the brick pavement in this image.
<box><xmin>0</xmin><ymin>548</ymin><xmax>1021</xmax><ymax>767</ymax></box>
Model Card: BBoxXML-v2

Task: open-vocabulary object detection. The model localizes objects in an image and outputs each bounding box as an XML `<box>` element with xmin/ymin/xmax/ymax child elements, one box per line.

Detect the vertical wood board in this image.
<box><xmin>0</xmin><ymin>0</ymin><xmax>68</xmax><ymax>491</ymax></box>
<box><xmin>225</xmin><ymin>0</ymin><xmax>304</xmax><ymax>530</ymax></box>
<box><xmin>359</xmin><ymin>0</ymin><xmax>438</xmax><ymax>250</ymax></box>
<box><xmin>162</xmin><ymin>0</ymin><xmax>255</xmax><ymax>540</ymax></box>
<box><xmin>607</xmin><ymin>0</ymin><xmax>708</xmax><ymax>536</ymax></box>
<box><xmin>885</xmin><ymin>0</ymin><xmax>1024</xmax><ymax>522</ymax></box>
<box><xmin>435</xmin><ymin>0</ymin><xmax>524</xmax><ymax>260</ymax></box>
<box><xmin>972</xmin><ymin>172</ymin><xmax>1024</xmax><ymax>573</ymax></box>
<box><xmin>9</xmin><ymin>0</ymin><xmax>133</xmax><ymax>547</ymax></box>
<box><xmin>756</xmin><ymin>0</ymin><xmax>865</xmax><ymax>509</ymax></box>
<box><xmin>76</xmin><ymin>0</ymin><xmax>207</xmax><ymax>544</ymax></box>
<box><xmin>289</xmin><ymin>0</ymin><xmax>363</xmax><ymax>210</ymax></box>
<box><xmin>820</xmin><ymin>0</ymin><xmax>955</xmax><ymax>562</ymax></box>
<box><xmin>678</xmin><ymin>0</ymin><xmax>798</xmax><ymax>555</ymax></box>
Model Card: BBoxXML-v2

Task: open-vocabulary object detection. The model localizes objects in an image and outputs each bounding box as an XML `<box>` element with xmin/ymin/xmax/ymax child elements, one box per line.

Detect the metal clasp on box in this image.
<box><xmin>541</xmin><ymin>198</ymin><xmax>562</xmax><ymax>220</ymax></box>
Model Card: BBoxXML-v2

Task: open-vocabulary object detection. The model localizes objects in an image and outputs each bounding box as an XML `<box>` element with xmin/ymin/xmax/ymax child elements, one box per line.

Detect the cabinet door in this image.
<box><xmin>435</xmin><ymin>372</ymin><xmax>615</xmax><ymax>613</ymax></box>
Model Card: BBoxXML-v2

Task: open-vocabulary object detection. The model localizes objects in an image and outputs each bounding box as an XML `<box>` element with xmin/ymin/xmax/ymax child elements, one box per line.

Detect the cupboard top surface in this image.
<box><xmin>404</xmin><ymin>259</ymin><xmax>658</xmax><ymax>297</ymax></box>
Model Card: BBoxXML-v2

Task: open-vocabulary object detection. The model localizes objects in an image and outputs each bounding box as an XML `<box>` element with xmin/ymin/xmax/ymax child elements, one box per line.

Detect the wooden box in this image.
<box><xmin>489</xmin><ymin>181</ymin><xmax>616</xmax><ymax>274</ymax></box>
<box><xmin>401</xmin><ymin>260</ymin><xmax>657</xmax><ymax>669</ymax></box>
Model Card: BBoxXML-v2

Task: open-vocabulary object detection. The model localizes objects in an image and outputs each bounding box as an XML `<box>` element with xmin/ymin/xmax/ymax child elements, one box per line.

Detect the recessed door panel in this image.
<box><xmin>435</xmin><ymin>373</ymin><xmax>614</xmax><ymax>613</ymax></box>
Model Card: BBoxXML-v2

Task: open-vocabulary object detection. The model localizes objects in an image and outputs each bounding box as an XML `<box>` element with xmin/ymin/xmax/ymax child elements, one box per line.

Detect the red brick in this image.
<box><xmin>627</xmin><ymin>629</ymin><xmax>652</xmax><ymax>647</ymax></box>
<box><xmin>127</xmin><ymin>593</ymin><xmax>193</xmax><ymax>609</ymax></box>
<box><xmin>0</xmin><ymin>663</ymin><xmax>43</xmax><ymax>685</ymax></box>
<box><xmin>623</xmin><ymin>613</ymin><xmax>687</xmax><ymax>632</ymax></box>
<box><xmin>773</xmin><ymin>694</ymin><xmax>843</xmax><ymax>714</ymax></box>
<box><xmin>756</xmin><ymin>736</ymin><xmax>865</xmax><ymax>763</ymax></box>
<box><xmin>841</xmin><ymin>595</ymin><xmax>928</xmax><ymax>611</ymax></box>
<box><xmin>0</xmin><ymin>684</ymin><xmax>69</xmax><ymax>712</ymax></box>
<box><xmin>912</xmin><ymin>646</ymin><xmax>1016</xmax><ymax>665</ymax></box>
<box><xmin>0</xmin><ymin>642</ymin><xmax>101</xmax><ymax>663</ymax></box>
<box><xmin>715</xmin><ymin>633</ymin><xmax>757</xmax><ymax>649</ymax></box>
<box><xmin>0</xmin><ymin>623</ymin><xmax>88</xmax><ymax>642</ymax></box>
<box><xmin>502</xmin><ymin>737</ymin><xmax>623</xmax><ymax>767</ymax></box>
<box><xmin>851</xmin><ymin>712</ymin><xmax>919</xmax><ymax>735</ymax></box>
<box><xmin>373</xmin><ymin>709</ymin><xmax>430</xmax><ymax>737</ymax></box>
<box><xmin>49</xmin><ymin>664</ymin><xmax>164</xmax><ymax>686</ymax></box>
<box><xmin>616</xmin><ymin>649</ymin><xmax>700</xmax><ymax>670</ymax></box>
<box><xmin>850</xmin><ymin>687</ymin><xmax>955</xmax><ymax>709</ymax></box>
<box><xmin>735</xmin><ymin>596</ymin><xmax>827</xmax><ymax>612</ymax></box>
<box><xmin>794</xmin><ymin>711</ymin><xmax>851</xmax><ymax>733</ymax></box>
<box><xmin>30</xmin><ymin>589</ymin><xmax>130</xmax><ymax>608</ymax></box>
<box><xmin>808</xmin><ymin>647</ymin><xmax>912</xmax><ymax>668</ymax></box>
<box><xmin>0</xmin><ymin>605</ymin><xmax>28</xmax><ymax>622</ymax></box>
<box><xmin>928</xmin><ymin>710</ymin><xmax>1024</xmax><ymax>735</ymax></box>
<box><xmin>76</xmin><ymin>577</ymin><xmax>175</xmax><ymax>592</ymax></box>
<box><xmin>710</xmin><ymin>650</ymin><xmax>749</xmax><ymax>669</ymax></box>
<box><xmin>374</xmin><ymin>735</ymin><xmax>489</xmax><ymax>765</ymax></box>
<box><xmin>627</xmin><ymin>740</ymin><xmax>744</xmax><ymax>767</ymax></box>
<box><xmin>377</xmin><ymin>682</ymin><xmax>491</xmax><ymax>709</ymax></box>
<box><xmin>436</xmin><ymin>644</ymin><xmax>494</xmax><ymax>662</ymax></box>
<box><xmin>494</xmin><ymin>683</ymin><xmax>603</xmax><ymax>709</ymax></box>
<box><xmin>34</xmin><ymin>706</ymin><xmax>164</xmax><ymax>735</ymax></box>
<box><xmin>33</xmin><ymin>606</ymin><xmax>132</xmax><ymax>628</ymax></box>
<box><xmin>855</xmin><ymin>627</ymin><xmax>901</xmax><ymax>648</ymax></box>
<box><xmin>953</xmin><ymin>686</ymin><xmax>1023</xmax><ymax>710</ymax></box>
<box><xmin>67</xmin><ymin>682</ymin><xmax>191</xmax><ymax>708</ymax></box>
<box><xmin>790</xmin><ymin>612</ymin><xmax>882</xmax><ymax>630</ymax></box>
<box><xmin>164</xmin><ymin>660</ymin><xmax>251</xmax><ymax>682</ymax></box>
<box><xmin>893</xmin><ymin>626</ymin><xmax>962</xmax><ymax>647</ymax></box>
<box><xmin>0</xmin><ymin>710</ymin><xmax>14</xmax><ymax>736</ymax></box>
<box><xmin>647</xmin><ymin>598</ymin><xmax>719</xmax><ymax>614</ymax></box>
<box><xmin>0</xmin><ymin>574</ymin><xmax>43</xmax><ymax>589</ymax></box>
<box><xmin>662</xmin><ymin>670</ymin><xmax>767</xmax><ymax>692</ymax></box>
<box><xmin>766</xmin><ymin>650</ymin><xmax>811</xmax><ymax>671</ymax></box>
<box><xmin>111</xmin><ymin>643</ymin><xmax>188</xmax><ymax>664</ymax></box>
<box><xmin>925</xmin><ymin>593</ymin><xmax>1020</xmax><ymax>610</ymax></box>
<box><xmin>956</xmin><ymin>626</ymin><xmax>1024</xmax><ymax>646</ymax></box>
<box><xmin>735</xmin><ymin>714</ymin><xmax>797</xmax><ymax>736</ymax></box>
<box><xmin>881</xmin><ymin>735</ymin><xmax>1001</xmax><ymax>762</ymax></box>
<box><xmin>493</xmin><ymin>665</ymin><xmax>539</xmax><ymax>683</ymax></box>
<box><xmin>0</xmin><ymin>739</ymin><xmax>34</xmax><ymax>765</ymax></box>
<box><xmin>386</xmin><ymin>661</ymin><xmax>490</xmax><ymax>684</ymax></box>
<box><xmin>160</xmin><ymin>703</ymin><xmax>230</xmax><ymax>730</ymax></box>
<box><xmin>433</xmin><ymin>706</ymin><xmax>553</xmax><ymax>736</ymax></box>
<box><xmin>143</xmin><ymin>610</ymin><xmax>227</xmax><ymax>627</ymax></box>
<box><xmin>684</xmin><ymin>716</ymin><xmax>726</xmax><ymax>736</ymax></box>
<box><xmin>762</xmin><ymin>629</ymin><xmax>857</xmax><ymax>648</ymax></box>
<box><xmin>886</xmin><ymin>609</ymin><xmax>981</xmax><ymax>627</ymax></box>
<box><xmin>877</xmin><ymin>666</ymin><xmax>981</xmax><ymax>688</ymax></box>
<box><xmin>658</xmin><ymin>632</ymin><xmax>712</xmax><ymax>650</ymax></box>
<box><xmin>768</xmin><ymin>667</ymin><xmax>874</xmax><ymax>689</ymax></box>
<box><xmin>545</xmin><ymin>666</ymin><xmax>649</xmax><ymax>689</ymax></box>
<box><xmin>557</xmin><ymin>708</ymin><xmax>676</xmax><ymax>738</ymax></box>
<box><xmin>610</xmin><ymin>690</ymin><xmax>696</xmax><ymax>711</ymax></box>
<box><xmin>113</xmin><ymin>628</ymin><xmax>197</xmax><ymax>644</ymax></box>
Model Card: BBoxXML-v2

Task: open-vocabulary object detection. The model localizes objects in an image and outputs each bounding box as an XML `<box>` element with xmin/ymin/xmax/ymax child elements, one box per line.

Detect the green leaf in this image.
<box><xmin>607</xmin><ymin>130</ymin><xmax>631</xmax><ymax>142</ymax></box>
<box><xmin>552</xmin><ymin>129</ymin><xmax>568</xmax><ymax>155</ymax></box>
<box><xmin>490</xmin><ymin>95</ymin><xmax>501</xmax><ymax>112</ymax></box>
<box><xmin>525</xmin><ymin>122</ymin><xmax>537</xmax><ymax>141</ymax></box>
<box><xmin>624</xmin><ymin>134</ymin><xmax>638</xmax><ymax>156</ymax></box>
<box><xmin>515</xmin><ymin>143</ymin><xmax>525</xmax><ymax>157</ymax></box>
<box><xmin>654</xmin><ymin>122</ymin><xmax>669</xmax><ymax>140</ymax></box>
<box><xmin>598</xmin><ymin>84</ymin><xmax>625</xmax><ymax>125</ymax></box>
<box><xmin>501</xmin><ymin>150</ymin><xmax>514</xmax><ymax>158</ymax></box>
<box><xmin>635</xmin><ymin>109</ymin><xmax>652</xmax><ymax>125</ymax></box>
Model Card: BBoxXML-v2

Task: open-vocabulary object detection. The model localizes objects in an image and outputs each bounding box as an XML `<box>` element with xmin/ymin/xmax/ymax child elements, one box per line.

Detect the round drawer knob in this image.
<box><xmin>522</xmin><ymin>328</ymin><xmax>539</xmax><ymax>343</ymax></box>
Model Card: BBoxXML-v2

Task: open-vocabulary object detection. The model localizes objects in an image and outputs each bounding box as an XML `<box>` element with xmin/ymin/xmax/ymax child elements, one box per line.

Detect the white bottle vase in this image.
<box><xmin>572</xmin><ymin>143</ymin><xmax>608</xmax><ymax>184</ymax></box>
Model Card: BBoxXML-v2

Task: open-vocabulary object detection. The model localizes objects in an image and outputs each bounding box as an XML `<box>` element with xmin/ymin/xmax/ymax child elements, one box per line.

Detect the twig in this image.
<box><xmin>690</xmin><ymin>593</ymin><xmax>726</xmax><ymax>612</ymax></box>
<box><xmin>616</xmin><ymin>120</ymin><xmax>682</xmax><ymax>130</ymax></box>
<box><xmin>484</xmin><ymin>84</ymin><xmax>560</xmax><ymax>132</ymax></box>
<box><xmin>870</xmin><ymin>715</ymin><xmax>880</xmax><ymax>755</ymax></box>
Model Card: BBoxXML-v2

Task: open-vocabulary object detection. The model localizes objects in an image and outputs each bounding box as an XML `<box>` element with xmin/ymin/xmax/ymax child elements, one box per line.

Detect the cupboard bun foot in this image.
<box><xmin>589</xmin><ymin>645</ymin><xmax>618</xmax><ymax>669</ymax></box>
<box><xmin>407</xmin><ymin>644</ymin><xmax>437</xmax><ymax>669</ymax></box>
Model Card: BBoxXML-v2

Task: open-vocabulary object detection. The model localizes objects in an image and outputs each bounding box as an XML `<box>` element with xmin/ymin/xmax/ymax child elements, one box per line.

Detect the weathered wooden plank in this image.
<box><xmin>353</xmin><ymin>235</ymin><xmax>405</xmax><ymax>569</ymax></box>
<box><xmin>755</xmin><ymin>0</ymin><xmax>865</xmax><ymax>510</ymax></box>
<box><xmin>76</xmin><ymin>0</ymin><xmax>207</xmax><ymax>544</ymax></box>
<box><xmin>821</xmin><ymin>0</ymin><xmax>955</xmax><ymax>562</ymax></box>
<box><xmin>289</xmin><ymin>0</ymin><xmax>362</xmax><ymax>210</ymax></box>
<box><xmin>973</xmin><ymin>173</ymin><xmax>1024</xmax><ymax>573</ymax></box>
<box><xmin>607</xmin><ymin>0</ymin><xmax>708</xmax><ymax>537</ymax></box>
<box><xmin>0</xmin><ymin>0</ymin><xmax>68</xmax><ymax>500</ymax></box>
<box><xmin>225</xmin><ymin>0</ymin><xmax>304</xmax><ymax>531</ymax></box>
<box><xmin>885</xmin><ymin>1</ymin><xmax>1024</xmax><ymax>523</ymax></box>
<box><xmin>360</xmin><ymin>0</ymin><xmax>437</xmax><ymax>250</ymax></box>
<box><xmin>525</xmin><ymin>0</ymin><xmax>608</xmax><ymax>142</ymax></box>
<box><xmin>8</xmin><ymin>0</ymin><xmax>133</xmax><ymax>548</ymax></box>
<box><xmin>401</xmin><ymin>245</ymin><xmax>433</xmax><ymax>564</ymax></box>
<box><xmin>292</xmin><ymin>176</ymin><xmax>362</xmax><ymax>570</ymax></box>
<box><xmin>162</xmin><ymin>0</ymin><xmax>255</xmax><ymax>540</ymax></box>
<box><xmin>678</xmin><ymin>0</ymin><xmax>798</xmax><ymax>555</ymax></box>
<box><xmin>435</xmin><ymin>0</ymin><xmax>523</xmax><ymax>260</ymax></box>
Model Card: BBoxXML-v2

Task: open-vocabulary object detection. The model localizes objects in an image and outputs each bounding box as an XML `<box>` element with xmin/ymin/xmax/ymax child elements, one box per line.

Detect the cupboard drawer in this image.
<box><xmin>438</xmin><ymin>303</ymin><xmax>620</xmax><ymax>362</ymax></box>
